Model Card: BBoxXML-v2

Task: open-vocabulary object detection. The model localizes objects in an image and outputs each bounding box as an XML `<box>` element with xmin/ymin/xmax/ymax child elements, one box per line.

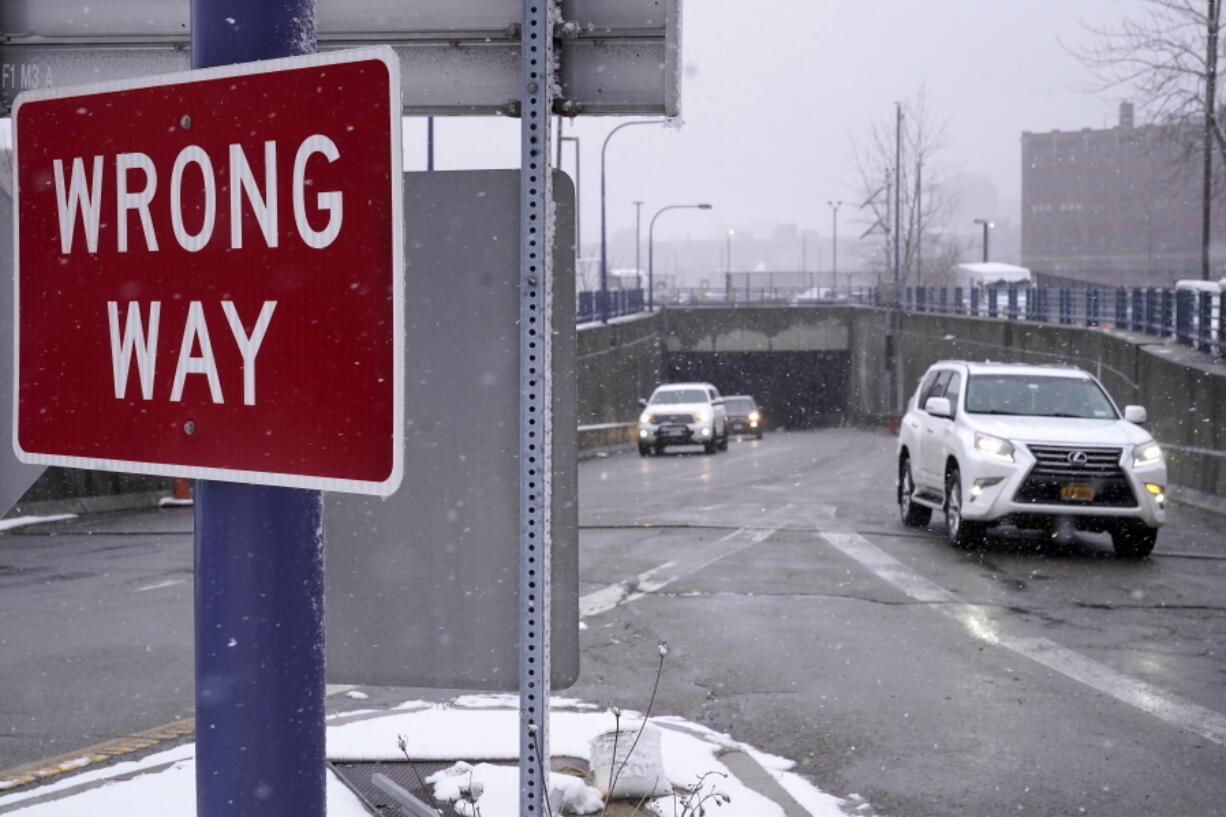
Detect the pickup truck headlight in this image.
<box><xmin>693</xmin><ymin>409</ymin><xmax>710</xmax><ymax>423</ymax></box>
<box><xmin>640</xmin><ymin>412</ymin><xmax>654</xmax><ymax>424</ymax></box>
<box><xmin>1133</xmin><ymin>441</ymin><xmax>1163</xmax><ymax>467</ymax></box>
<box><xmin>974</xmin><ymin>432</ymin><xmax>1015</xmax><ymax>463</ymax></box>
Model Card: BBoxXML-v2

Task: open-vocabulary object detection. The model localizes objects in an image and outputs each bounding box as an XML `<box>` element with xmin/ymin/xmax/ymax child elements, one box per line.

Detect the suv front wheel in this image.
<box><xmin>898</xmin><ymin>455</ymin><xmax>932</xmax><ymax>527</ymax></box>
<box><xmin>1111</xmin><ymin>520</ymin><xmax>1157</xmax><ymax>559</ymax></box>
<box><xmin>945</xmin><ymin>466</ymin><xmax>987</xmax><ymax>549</ymax></box>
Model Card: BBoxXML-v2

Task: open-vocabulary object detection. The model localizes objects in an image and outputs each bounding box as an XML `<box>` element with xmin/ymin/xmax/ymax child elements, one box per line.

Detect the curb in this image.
<box><xmin>1167</xmin><ymin>485</ymin><xmax>1226</xmax><ymax>518</ymax></box>
<box><xmin>8</xmin><ymin>490</ymin><xmax>173</xmax><ymax>521</ymax></box>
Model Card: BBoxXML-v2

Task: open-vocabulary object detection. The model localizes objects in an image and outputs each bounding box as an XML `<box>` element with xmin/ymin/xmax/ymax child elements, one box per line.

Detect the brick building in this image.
<box><xmin>1021</xmin><ymin>102</ymin><xmax>1223</xmax><ymax>287</ymax></box>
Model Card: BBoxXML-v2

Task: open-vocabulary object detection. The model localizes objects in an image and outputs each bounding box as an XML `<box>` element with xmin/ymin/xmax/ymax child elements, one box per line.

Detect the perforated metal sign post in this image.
<box><xmin>519</xmin><ymin>3</ymin><xmax>554</xmax><ymax>814</ymax></box>
<box><xmin>11</xmin><ymin>48</ymin><xmax>404</xmax><ymax>496</ymax></box>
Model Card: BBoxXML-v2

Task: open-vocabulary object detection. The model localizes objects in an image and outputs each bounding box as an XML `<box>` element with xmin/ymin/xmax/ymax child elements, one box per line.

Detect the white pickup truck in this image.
<box><xmin>638</xmin><ymin>382</ymin><xmax>729</xmax><ymax>456</ymax></box>
<box><xmin>896</xmin><ymin>361</ymin><xmax>1166</xmax><ymax>557</ymax></box>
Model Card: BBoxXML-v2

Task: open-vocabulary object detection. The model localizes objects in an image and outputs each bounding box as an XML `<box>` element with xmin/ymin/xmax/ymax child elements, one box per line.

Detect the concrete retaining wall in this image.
<box><xmin>658</xmin><ymin>306</ymin><xmax>896</xmax><ymax>427</ymax></box>
<box><xmin>576</xmin><ymin>305</ymin><xmax>1226</xmax><ymax>500</ymax></box>
<box><xmin>12</xmin><ymin>469</ymin><xmax>171</xmax><ymax>516</ymax></box>
<box><xmin>576</xmin><ymin>312</ymin><xmax>665</xmax><ymax>428</ymax></box>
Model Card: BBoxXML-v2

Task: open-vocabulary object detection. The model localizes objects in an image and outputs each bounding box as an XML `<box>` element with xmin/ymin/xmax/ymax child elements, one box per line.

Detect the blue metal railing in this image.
<box><xmin>576</xmin><ymin>288</ymin><xmax>645</xmax><ymax>323</ymax></box>
<box><xmin>890</xmin><ymin>284</ymin><xmax>1223</xmax><ymax>359</ymax></box>
<box><xmin>576</xmin><ymin>283</ymin><xmax>1225</xmax><ymax>359</ymax></box>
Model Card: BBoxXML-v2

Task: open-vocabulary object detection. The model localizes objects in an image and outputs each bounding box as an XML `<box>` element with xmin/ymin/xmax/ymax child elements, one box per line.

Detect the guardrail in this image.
<box><xmin>576</xmin><ymin>286</ymin><xmax>875</xmax><ymax>320</ymax></box>
<box><xmin>575</xmin><ymin>283</ymin><xmax>1226</xmax><ymax>360</ymax></box>
<box><xmin>576</xmin><ymin>289</ymin><xmax>645</xmax><ymax>323</ymax></box>
<box><xmin>897</xmin><ymin>285</ymin><xmax>1224</xmax><ymax>359</ymax></box>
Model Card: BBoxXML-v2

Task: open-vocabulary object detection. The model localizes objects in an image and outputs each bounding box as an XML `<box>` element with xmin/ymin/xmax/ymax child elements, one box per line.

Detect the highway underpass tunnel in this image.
<box><xmin>665</xmin><ymin>350</ymin><xmax>851</xmax><ymax>430</ymax></box>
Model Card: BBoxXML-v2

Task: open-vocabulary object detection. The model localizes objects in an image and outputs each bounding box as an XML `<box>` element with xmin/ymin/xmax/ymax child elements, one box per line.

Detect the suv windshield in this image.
<box><xmin>650</xmin><ymin>389</ymin><xmax>708</xmax><ymax>405</ymax></box>
<box><xmin>966</xmin><ymin>374</ymin><xmax>1118</xmax><ymax>419</ymax></box>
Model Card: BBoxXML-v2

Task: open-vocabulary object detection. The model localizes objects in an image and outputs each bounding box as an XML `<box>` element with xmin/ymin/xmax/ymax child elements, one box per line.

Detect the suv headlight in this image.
<box><xmin>749</xmin><ymin>410</ymin><xmax>761</xmax><ymax>422</ymax></box>
<box><xmin>640</xmin><ymin>412</ymin><xmax>654</xmax><ymax>424</ymax></box>
<box><xmin>693</xmin><ymin>409</ymin><xmax>710</xmax><ymax>423</ymax></box>
<box><xmin>1133</xmin><ymin>441</ymin><xmax>1163</xmax><ymax>467</ymax></box>
<box><xmin>974</xmin><ymin>432</ymin><xmax>1015</xmax><ymax>463</ymax></box>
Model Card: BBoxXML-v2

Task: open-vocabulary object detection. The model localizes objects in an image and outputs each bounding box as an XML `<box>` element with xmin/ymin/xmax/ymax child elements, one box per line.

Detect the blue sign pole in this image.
<box><xmin>190</xmin><ymin>3</ymin><xmax>325</xmax><ymax>817</ymax></box>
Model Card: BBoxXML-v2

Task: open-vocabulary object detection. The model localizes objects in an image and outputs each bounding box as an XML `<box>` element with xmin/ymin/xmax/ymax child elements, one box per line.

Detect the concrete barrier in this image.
<box><xmin>576</xmin><ymin>311</ymin><xmax>664</xmax><ymax>430</ymax></box>
<box><xmin>575</xmin><ymin>305</ymin><xmax>1226</xmax><ymax>502</ymax></box>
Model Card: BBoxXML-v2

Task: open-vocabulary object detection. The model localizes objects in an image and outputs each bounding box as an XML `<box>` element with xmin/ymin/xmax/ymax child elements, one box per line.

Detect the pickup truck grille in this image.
<box><xmin>651</xmin><ymin>413</ymin><xmax>694</xmax><ymax>424</ymax></box>
<box><xmin>1015</xmin><ymin>445</ymin><xmax>1136</xmax><ymax>507</ymax></box>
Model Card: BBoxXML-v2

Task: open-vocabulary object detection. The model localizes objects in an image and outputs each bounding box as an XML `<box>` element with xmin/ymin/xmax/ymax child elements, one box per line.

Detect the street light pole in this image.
<box><xmin>973</xmin><ymin>218</ymin><xmax>994</xmax><ymax>263</ymax></box>
<box><xmin>894</xmin><ymin>101</ymin><xmax>903</xmax><ymax>291</ymax></box>
<box><xmin>827</xmin><ymin>200</ymin><xmax>842</xmax><ymax>294</ymax></box>
<box><xmin>560</xmin><ymin>136</ymin><xmax>581</xmax><ymax>281</ymax></box>
<box><xmin>601</xmin><ymin>119</ymin><xmax>666</xmax><ymax>322</ymax></box>
<box><xmin>634</xmin><ymin>200</ymin><xmax>644</xmax><ymax>292</ymax></box>
<box><xmin>725</xmin><ymin>230</ymin><xmax>734</xmax><ymax>302</ymax></box>
<box><xmin>649</xmin><ymin>203</ymin><xmax>714</xmax><ymax>312</ymax></box>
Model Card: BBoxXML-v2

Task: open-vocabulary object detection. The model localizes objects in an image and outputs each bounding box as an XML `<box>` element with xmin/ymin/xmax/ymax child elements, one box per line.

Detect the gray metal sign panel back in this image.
<box><xmin>0</xmin><ymin>0</ymin><xmax>679</xmax><ymax>115</ymax></box>
<box><xmin>324</xmin><ymin>170</ymin><xmax>578</xmax><ymax>690</ymax></box>
<box><xmin>0</xmin><ymin>166</ymin><xmax>43</xmax><ymax>516</ymax></box>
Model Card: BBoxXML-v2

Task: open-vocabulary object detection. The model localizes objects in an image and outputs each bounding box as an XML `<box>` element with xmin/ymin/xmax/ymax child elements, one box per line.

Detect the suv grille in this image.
<box><xmin>651</xmin><ymin>413</ymin><xmax>694</xmax><ymax>424</ymax></box>
<box><xmin>1015</xmin><ymin>445</ymin><xmax>1136</xmax><ymax>507</ymax></box>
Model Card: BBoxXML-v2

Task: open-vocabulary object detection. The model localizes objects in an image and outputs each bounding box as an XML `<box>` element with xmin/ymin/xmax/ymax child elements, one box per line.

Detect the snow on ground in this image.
<box><xmin>0</xmin><ymin>515</ymin><xmax>76</xmax><ymax>532</ymax></box>
<box><xmin>0</xmin><ymin>756</ymin><xmax>370</xmax><ymax>817</ymax></box>
<box><xmin>0</xmin><ymin>695</ymin><xmax>853</xmax><ymax>817</ymax></box>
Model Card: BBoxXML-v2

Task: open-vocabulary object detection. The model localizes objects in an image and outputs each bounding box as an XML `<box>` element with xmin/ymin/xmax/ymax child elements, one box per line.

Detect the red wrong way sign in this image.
<box><xmin>12</xmin><ymin>48</ymin><xmax>403</xmax><ymax>496</ymax></box>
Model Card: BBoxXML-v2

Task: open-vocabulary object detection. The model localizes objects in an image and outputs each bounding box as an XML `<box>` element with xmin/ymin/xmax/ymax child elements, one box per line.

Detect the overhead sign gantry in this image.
<box><xmin>0</xmin><ymin>0</ymin><xmax>681</xmax><ymax>117</ymax></box>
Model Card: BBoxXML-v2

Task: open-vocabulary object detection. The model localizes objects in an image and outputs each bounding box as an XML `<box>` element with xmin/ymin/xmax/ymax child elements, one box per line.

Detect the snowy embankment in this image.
<box><xmin>0</xmin><ymin>695</ymin><xmax>860</xmax><ymax>817</ymax></box>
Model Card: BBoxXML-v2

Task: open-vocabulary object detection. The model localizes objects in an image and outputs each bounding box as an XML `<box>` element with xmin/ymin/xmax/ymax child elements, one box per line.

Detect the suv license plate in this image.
<box><xmin>663</xmin><ymin>425</ymin><xmax>688</xmax><ymax>437</ymax></box>
<box><xmin>1060</xmin><ymin>484</ymin><xmax>1095</xmax><ymax>501</ymax></box>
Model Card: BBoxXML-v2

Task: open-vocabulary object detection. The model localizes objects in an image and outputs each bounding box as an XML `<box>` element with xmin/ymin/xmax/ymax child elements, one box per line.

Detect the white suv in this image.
<box><xmin>896</xmin><ymin>361</ymin><xmax>1167</xmax><ymax>557</ymax></box>
<box><xmin>638</xmin><ymin>382</ymin><xmax>729</xmax><ymax>456</ymax></box>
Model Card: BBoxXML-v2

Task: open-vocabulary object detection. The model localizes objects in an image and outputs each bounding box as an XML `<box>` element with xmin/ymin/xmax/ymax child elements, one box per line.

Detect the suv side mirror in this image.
<box><xmin>638</xmin><ymin>397</ymin><xmax>648</xmax><ymax>408</ymax></box>
<box><xmin>1123</xmin><ymin>405</ymin><xmax>1147</xmax><ymax>424</ymax></box>
<box><xmin>925</xmin><ymin>396</ymin><xmax>953</xmax><ymax>418</ymax></box>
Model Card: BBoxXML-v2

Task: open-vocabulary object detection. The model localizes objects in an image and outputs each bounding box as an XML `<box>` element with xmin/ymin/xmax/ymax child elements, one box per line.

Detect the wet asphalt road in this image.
<box><xmin>1</xmin><ymin>428</ymin><xmax>1224</xmax><ymax>817</ymax></box>
<box><xmin>568</xmin><ymin>429</ymin><xmax>1226</xmax><ymax>817</ymax></box>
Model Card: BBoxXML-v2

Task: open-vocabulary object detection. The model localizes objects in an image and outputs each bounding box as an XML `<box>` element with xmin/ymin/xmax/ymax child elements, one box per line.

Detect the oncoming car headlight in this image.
<box><xmin>693</xmin><ymin>409</ymin><xmax>710</xmax><ymax>423</ymax></box>
<box><xmin>640</xmin><ymin>412</ymin><xmax>654</xmax><ymax>424</ymax></box>
<box><xmin>1133</xmin><ymin>441</ymin><xmax>1164</xmax><ymax>467</ymax></box>
<box><xmin>974</xmin><ymin>432</ymin><xmax>1015</xmax><ymax>463</ymax></box>
<box><xmin>749</xmin><ymin>410</ymin><xmax>761</xmax><ymax>422</ymax></box>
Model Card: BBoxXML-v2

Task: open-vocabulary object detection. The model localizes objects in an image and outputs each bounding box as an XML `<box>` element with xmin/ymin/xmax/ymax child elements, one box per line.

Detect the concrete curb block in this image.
<box><xmin>8</xmin><ymin>490</ymin><xmax>171</xmax><ymax>520</ymax></box>
<box><xmin>654</xmin><ymin>720</ymin><xmax>813</xmax><ymax>817</ymax></box>
<box><xmin>579</xmin><ymin>442</ymin><xmax>637</xmax><ymax>462</ymax></box>
<box><xmin>1167</xmin><ymin>484</ymin><xmax>1226</xmax><ymax>517</ymax></box>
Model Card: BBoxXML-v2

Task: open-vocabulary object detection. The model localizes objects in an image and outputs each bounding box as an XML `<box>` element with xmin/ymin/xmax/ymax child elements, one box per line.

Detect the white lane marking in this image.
<box><xmin>580</xmin><ymin>562</ymin><xmax>676</xmax><ymax>618</ymax></box>
<box><xmin>581</xmin><ymin>522</ymin><xmax>781</xmax><ymax>618</ymax></box>
<box><xmin>822</xmin><ymin>531</ymin><xmax>1226</xmax><ymax>747</ymax></box>
<box><xmin>0</xmin><ymin>514</ymin><xmax>76</xmax><ymax>531</ymax></box>
<box><xmin>134</xmin><ymin>579</ymin><xmax>186</xmax><ymax>593</ymax></box>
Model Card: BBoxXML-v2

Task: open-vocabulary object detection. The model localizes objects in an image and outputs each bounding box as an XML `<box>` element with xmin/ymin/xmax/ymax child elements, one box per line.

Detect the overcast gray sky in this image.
<box><xmin>420</xmin><ymin>0</ymin><xmax>1147</xmax><ymax>251</ymax></box>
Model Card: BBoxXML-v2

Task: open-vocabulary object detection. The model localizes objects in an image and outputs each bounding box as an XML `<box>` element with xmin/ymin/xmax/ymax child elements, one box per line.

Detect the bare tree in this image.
<box><xmin>1073</xmin><ymin>0</ymin><xmax>1224</xmax><ymax>279</ymax></box>
<box><xmin>852</xmin><ymin>88</ymin><xmax>964</xmax><ymax>289</ymax></box>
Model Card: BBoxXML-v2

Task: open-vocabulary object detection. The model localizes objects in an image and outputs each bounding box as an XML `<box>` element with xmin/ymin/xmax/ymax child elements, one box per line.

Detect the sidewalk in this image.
<box><xmin>0</xmin><ymin>693</ymin><xmax>863</xmax><ymax>817</ymax></box>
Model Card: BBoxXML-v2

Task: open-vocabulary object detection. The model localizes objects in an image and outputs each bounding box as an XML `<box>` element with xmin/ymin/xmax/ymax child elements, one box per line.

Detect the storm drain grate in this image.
<box><xmin>331</xmin><ymin>761</ymin><xmax>458</xmax><ymax>814</ymax></box>
<box><xmin>331</xmin><ymin>757</ymin><xmax>593</xmax><ymax>815</ymax></box>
